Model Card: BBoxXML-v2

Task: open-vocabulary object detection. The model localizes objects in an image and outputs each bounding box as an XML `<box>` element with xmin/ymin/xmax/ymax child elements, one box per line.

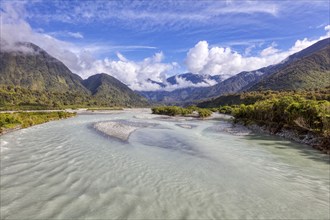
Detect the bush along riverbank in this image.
<box><xmin>151</xmin><ymin>106</ymin><xmax>213</xmax><ymax>118</ymax></box>
<box><xmin>0</xmin><ymin>111</ymin><xmax>76</xmax><ymax>134</ymax></box>
<box><xmin>218</xmin><ymin>96</ymin><xmax>330</xmax><ymax>154</ymax></box>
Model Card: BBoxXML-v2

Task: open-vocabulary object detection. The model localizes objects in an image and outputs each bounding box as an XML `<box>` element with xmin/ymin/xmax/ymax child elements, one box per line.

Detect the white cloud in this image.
<box><xmin>260</xmin><ymin>46</ymin><xmax>279</xmax><ymax>57</ymax></box>
<box><xmin>324</xmin><ymin>25</ymin><xmax>330</xmax><ymax>35</ymax></box>
<box><xmin>47</xmin><ymin>31</ymin><xmax>84</xmax><ymax>39</ymax></box>
<box><xmin>161</xmin><ymin>76</ymin><xmax>217</xmax><ymax>92</ymax></box>
<box><xmin>185</xmin><ymin>27</ymin><xmax>330</xmax><ymax>78</ymax></box>
<box><xmin>116</xmin><ymin>53</ymin><xmax>128</xmax><ymax>62</ymax></box>
<box><xmin>12</xmin><ymin>0</ymin><xmax>281</xmax><ymax>30</ymax></box>
<box><xmin>76</xmin><ymin>52</ymin><xmax>178</xmax><ymax>91</ymax></box>
<box><xmin>185</xmin><ymin>41</ymin><xmax>209</xmax><ymax>73</ymax></box>
<box><xmin>325</xmin><ymin>25</ymin><xmax>330</xmax><ymax>31</ymax></box>
<box><xmin>67</xmin><ymin>32</ymin><xmax>84</xmax><ymax>39</ymax></box>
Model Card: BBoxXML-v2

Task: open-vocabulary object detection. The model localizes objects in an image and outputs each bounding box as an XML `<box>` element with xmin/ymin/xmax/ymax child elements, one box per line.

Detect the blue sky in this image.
<box><xmin>1</xmin><ymin>0</ymin><xmax>329</xmax><ymax>90</ymax></box>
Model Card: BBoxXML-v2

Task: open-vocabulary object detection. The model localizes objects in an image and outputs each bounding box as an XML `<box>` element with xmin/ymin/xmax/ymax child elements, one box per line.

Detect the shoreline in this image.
<box><xmin>0</xmin><ymin>111</ymin><xmax>77</xmax><ymax>136</ymax></box>
<box><xmin>237</xmin><ymin>121</ymin><xmax>330</xmax><ymax>155</ymax></box>
<box><xmin>0</xmin><ymin>126</ymin><xmax>22</xmax><ymax>136</ymax></box>
<box><xmin>0</xmin><ymin>108</ymin><xmax>151</xmax><ymax>136</ymax></box>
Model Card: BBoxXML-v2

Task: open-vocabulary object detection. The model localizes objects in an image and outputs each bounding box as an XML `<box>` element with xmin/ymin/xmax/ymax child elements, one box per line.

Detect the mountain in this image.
<box><xmin>140</xmin><ymin>69</ymin><xmax>266</xmax><ymax>104</ymax></box>
<box><xmin>284</xmin><ymin>38</ymin><xmax>330</xmax><ymax>62</ymax></box>
<box><xmin>140</xmin><ymin>38</ymin><xmax>330</xmax><ymax>104</ymax></box>
<box><xmin>146</xmin><ymin>73</ymin><xmax>223</xmax><ymax>89</ymax></box>
<box><xmin>0</xmin><ymin>41</ymin><xmax>148</xmax><ymax>107</ymax></box>
<box><xmin>248</xmin><ymin>39</ymin><xmax>330</xmax><ymax>91</ymax></box>
<box><xmin>166</xmin><ymin>73</ymin><xmax>223</xmax><ymax>85</ymax></box>
<box><xmin>82</xmin><ymin>73</ymin><xmax>148</xmax><ymax>107</ymax></box>
<box><xmin>147</xmin><ymin>78</ymin><xmax>166</xmax><ymax>88</ymax></box>
<box><xmin>0</xmin><ymin>42</ymin><xmax>89</xmax><ymax>94</ymax></box>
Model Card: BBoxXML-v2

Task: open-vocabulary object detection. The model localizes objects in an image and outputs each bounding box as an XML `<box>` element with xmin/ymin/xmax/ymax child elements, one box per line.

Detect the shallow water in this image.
<box><xmin>1</xmin><ymin>109</ymin><xmax>329</xmax><ymax>219</ymax></box>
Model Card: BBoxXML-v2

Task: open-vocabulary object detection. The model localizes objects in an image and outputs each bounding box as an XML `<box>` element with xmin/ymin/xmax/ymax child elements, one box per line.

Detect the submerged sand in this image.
<box><xmin>94</xmin><ymin>121</ymin><xmax>139</xmax><ymax>141</ymax></box>
<box><xmin>93</xmin><ymin>120</ymin><xmax>158</xmax><ymax>141</ymax></box>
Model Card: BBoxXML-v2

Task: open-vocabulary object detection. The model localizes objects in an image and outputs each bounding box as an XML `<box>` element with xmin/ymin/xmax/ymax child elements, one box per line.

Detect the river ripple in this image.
<box><xmin>1</xmin><ymin>109</ymin><xmax>329</xmax><ymax>219</ymax></box>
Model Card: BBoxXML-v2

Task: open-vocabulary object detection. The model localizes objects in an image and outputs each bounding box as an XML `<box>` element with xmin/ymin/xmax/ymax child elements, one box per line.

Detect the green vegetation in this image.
<box><xmin>151</xmin><ymin>106</ymin><xmax>212</xmax><ymax>118</ymax></box>
<box><xmin>198</xmin><ymin>88</ymin><xmax>330</xmax><ymax>152</ymax></box>
<box><xmin>82</xmin><ymin>73</ymin><xmax>148</xmax><ymax>107</ymax></box>
<box><xmin>198</xmin><ymin>87</ymin><xmax>330</xmax><ymax>108</ymax></box>
<box><xmin>0</xmin><ymin>111</ymin><xmax>76</xmax><ymax>134</ymax></box>
<box><xmin>152</xmin><ymin>106</ymin><xmax>193</xmax><ymax>116</ymax></box>
<box><xmin>0</xmin><ymin>85</ymin><xmax>90</xmax><ymax>110</ymax></box>
<box><xmin>231</xmin><ymin>97</ymin><xmax>330</xmax><ymax>136</ymax></box>
<box><xmin>200</xmin><ymin>89</ymin><xmax>330</xmax><ymax>137</ymax></box>
<box><xmin>0</xmin><ymin>42</ymin><xmax>89</xmax><ymax>94</ymax></box>
<box><xmin>0</xmin><ymin>85</ymin><xmax>147</xmax><ymax>110</ymax></box>
<box><xmin>212</xmin><ymin>95</ymin><xmax>330</xmax><ymax>152</ymax></box>
<box><xmin>197</xmin><ymin>108</ymin><xmax>213</xmax><ymax>118</ymax></box>
<box><xmin>250</xmin><ymin>46</ymin><xmax>330</xmax><ymax>91</ymax></box>
<box><xmin>87</xmin><ymin>107</ymin><xmax>124</xmax><ymax>111</ymax></box>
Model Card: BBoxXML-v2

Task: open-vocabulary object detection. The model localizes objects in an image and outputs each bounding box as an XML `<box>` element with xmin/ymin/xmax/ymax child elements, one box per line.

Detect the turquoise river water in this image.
<box><xmin>0</xmin><ymin>109</ymin><xmax>329</xmax><ymax>219</ymax></box>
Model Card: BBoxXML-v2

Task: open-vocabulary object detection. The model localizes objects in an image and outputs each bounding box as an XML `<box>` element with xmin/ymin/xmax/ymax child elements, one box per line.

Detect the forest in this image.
<box><xmin>0</xmin><ymin>85</ymin><xmax>142</xmax><ymax>110</ymax></box>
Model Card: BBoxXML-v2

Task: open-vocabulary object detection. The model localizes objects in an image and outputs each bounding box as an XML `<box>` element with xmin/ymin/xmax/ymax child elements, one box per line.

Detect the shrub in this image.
<box><xmin>197</xmin><ymin>109</ymin><xmax>212</xmax><ymax>118</ymax></box>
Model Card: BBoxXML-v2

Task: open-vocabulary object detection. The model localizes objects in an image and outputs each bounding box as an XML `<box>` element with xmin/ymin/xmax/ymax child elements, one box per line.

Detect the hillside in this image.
<box><xmin>198</xmin><ymin>88</ymin><xmax>330</xmax><ymax>108</ymax></box>
<box><xmin>0</xmin><ymin>42</ymin><xmax>89</xmax><ymax>94</ymax></box>
<box><xmin>0</xmin><ymin>42</ymin><xmax>148</xmax><ymax>108</ymax></box>
<box><xmin>249</xmin><ymin>44</ymin><xmax>330</xmax><ymax>91</ymax></box>
<box><xmin>82</xmin><ymin>73</ymin><xmax>148</xmax><ymax>107</ymax></box>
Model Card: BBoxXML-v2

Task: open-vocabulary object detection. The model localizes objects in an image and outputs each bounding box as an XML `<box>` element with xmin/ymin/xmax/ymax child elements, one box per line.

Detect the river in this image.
<box><xmin>1</xmin><ymin>109</ymin><xmax>329</xmax><ymax>219</ymax></box>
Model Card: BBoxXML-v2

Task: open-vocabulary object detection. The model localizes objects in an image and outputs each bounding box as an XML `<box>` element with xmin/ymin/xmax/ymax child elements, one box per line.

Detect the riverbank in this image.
<box><xmin>237</xmin><ymin>121</ymin><xmax>330</xmax><ymax>155</ymax></box>
<box><xmin>0</xmin><ymin>111</ymin><xmax>76</xmax><ymax>135</ymax></box>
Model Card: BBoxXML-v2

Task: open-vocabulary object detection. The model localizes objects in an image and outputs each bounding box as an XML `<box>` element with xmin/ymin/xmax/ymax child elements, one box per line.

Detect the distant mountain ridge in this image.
<box><xmin>140</xmin><ymin>38</ymin><xmax>330</xmax><ymax>104</ymax></box>
<box><xmin>0</xmin><ymin>42</ymin><xmax>148</xmax><ymax>107</ymax></box>
<box><xmin>166</xmin><ymin>73</ymin><xmax>223</xmax><ymax>85</ymax></box>
<box><xmin>147</xmin><ymin>72</ymin><xmax>224</xmax><ymax>89</ymax></box>
<box><xmin>248</xmin><ymin>39</ymin><xmax>330</xmax><ymax>91</ymax></box>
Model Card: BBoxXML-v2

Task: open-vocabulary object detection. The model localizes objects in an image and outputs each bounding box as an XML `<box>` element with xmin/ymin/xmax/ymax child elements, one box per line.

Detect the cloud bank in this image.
<box><xmin>185</xmin><ymin>27</ymin><xmax>330</xmax><ymax>78</ymax></box>
<box><xmin>79</xmin><ymin>52</ymin><xmax>178</xmax><ymax>91</ymax></box>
